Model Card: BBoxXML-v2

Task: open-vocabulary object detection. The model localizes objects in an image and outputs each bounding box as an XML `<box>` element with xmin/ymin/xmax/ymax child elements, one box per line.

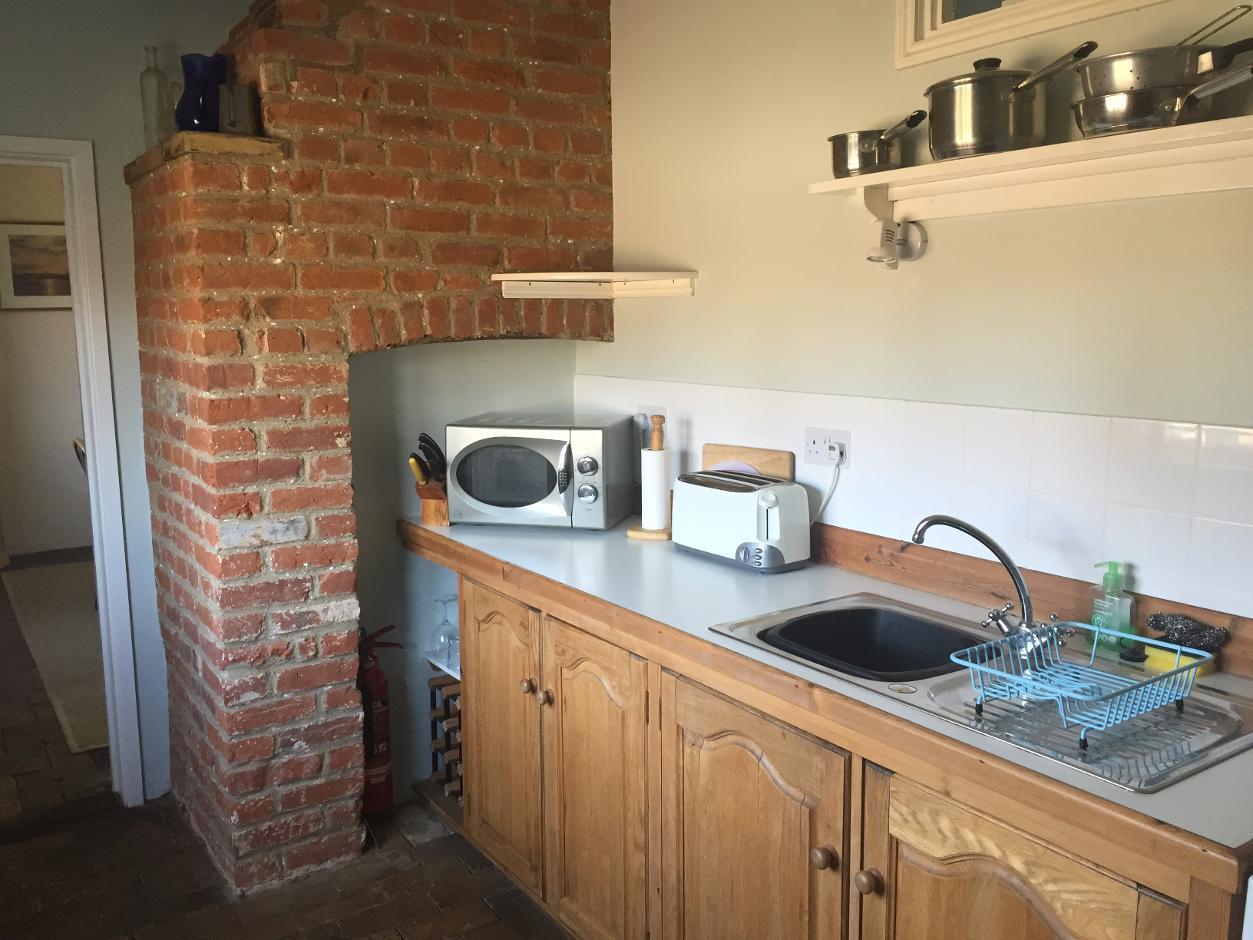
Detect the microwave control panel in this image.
<box><xmin>570</xmin><ymin>420</ymin><xmax>634</xmax><ymax>530</ymax></box>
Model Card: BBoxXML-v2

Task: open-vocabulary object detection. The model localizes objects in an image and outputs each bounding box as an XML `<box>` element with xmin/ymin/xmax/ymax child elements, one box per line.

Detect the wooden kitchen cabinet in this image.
<box><xmin>659</xmin><ymin>675</ymin><xmax>848</xmax><ymax>939</ymax></box>
<box><xmin>460</xmin><ymin>579</ymin><xmax>544</xmax><ymax>893</ymax></box>
<box><xmin>460</xmin><ymin>579</ymin><xmax>648</xmax><ymax>937</ymax></box>
<box><xmin>405</xmin><ymin>526</ymin><xmax>1245</xmax><ymax>940</ymax></box>
<box><xmin>856</xmin><ymin>765</ymin><xmax>1186</xmax><ymax>940</ymax></box>
<box><xmin>541</xmin><ymin>616</ymin><xmax>648</xmax><ymax>940</ymax></box>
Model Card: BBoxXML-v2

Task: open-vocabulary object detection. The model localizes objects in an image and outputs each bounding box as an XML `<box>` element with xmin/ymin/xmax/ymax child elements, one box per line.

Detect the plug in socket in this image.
<box><xmin>804</xmin><ymin>427</ymin><xmax>852</xmax><ymax>467</ymax></box>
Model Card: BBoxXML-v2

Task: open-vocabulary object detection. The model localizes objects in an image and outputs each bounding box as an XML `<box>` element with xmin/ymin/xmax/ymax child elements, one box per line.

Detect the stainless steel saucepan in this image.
<box><xmin>926</xmin><ymin>42</ymin><xmax>1099</xmax><ymax>161</ymax></box>
<box><xmin>828</xmin><ymin>110</ymin><xmax>928</xmax><ymax>178</ymax></box>
<box><xmin>1072</xmin><ymin>65</ymin><xmax>1253</xmax><ymax>137</ymax></box>
<box><xmin>1075</xmin><ymin>5</ymin><xmax>1253</xmax><ymax>97</ymax></box>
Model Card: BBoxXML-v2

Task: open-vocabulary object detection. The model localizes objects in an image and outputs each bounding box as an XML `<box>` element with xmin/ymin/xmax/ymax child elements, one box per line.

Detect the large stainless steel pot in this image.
<box><xmin>926</xmin><ymin>42</ymin><xmax>1098</xmax><ymax>161</ymax></box>
<box><xmin>828</xmin><ymin>110</ymin><xmax>927</xmax><ymax>178</ymax></box>
<box><xmin>1072</xmin><ymin>65</ymin><xmax>1253</xmax><ymax>137</ymax></box>
<box><xmin>1076</xmin><ymin>6</ymin><xmax>1253</xmax><ymax>97</ymax></box>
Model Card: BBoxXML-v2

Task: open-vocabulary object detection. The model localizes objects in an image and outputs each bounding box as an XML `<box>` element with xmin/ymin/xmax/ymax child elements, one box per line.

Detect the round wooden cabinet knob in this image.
<box><xmin>854</xmin><ymin>868</ymin><xmax>884</xmax><ymax>896</ymax></box>
<box><xmin>519</xmin><ymin>678</ymin><xmax>537</xmax><ymax>695</ymax></box>
<box><xmin>810</xmin><ymin>847</ymin><xmax>838</xmax><ymax>871</ymax></box>
<box><xmin>534</xmin><ymin>688</ymin><xmax>554</xmax><ymax>706</ymax></box>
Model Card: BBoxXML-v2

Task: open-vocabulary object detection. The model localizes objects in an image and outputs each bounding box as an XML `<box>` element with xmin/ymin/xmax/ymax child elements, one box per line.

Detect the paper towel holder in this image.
<box><xmin>628</xmin><ymin>414</ymin><xmax>673</xmax><ymax>541</ymax></box>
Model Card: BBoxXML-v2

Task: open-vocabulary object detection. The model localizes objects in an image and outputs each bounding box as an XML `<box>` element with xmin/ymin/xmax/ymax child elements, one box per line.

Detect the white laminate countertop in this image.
<box><xmin>408</xmin><ymin>517</ymin><xmax>1253</xmax><ymax>851</ymax></box>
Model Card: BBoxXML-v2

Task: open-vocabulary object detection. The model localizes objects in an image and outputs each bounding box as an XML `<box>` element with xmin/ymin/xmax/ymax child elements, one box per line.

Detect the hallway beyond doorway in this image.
<box><xmin>0</xmin><ymin>560</ymin><xmax>112</xmax><ymax>828</ymax></box>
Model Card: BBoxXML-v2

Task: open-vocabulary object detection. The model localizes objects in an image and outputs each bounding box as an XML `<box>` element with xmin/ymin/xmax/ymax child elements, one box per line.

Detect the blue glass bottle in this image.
<box><xmin>175</xmin><ymin>53</ymin><xmax>228</xmax><ymax>132</ymax></box>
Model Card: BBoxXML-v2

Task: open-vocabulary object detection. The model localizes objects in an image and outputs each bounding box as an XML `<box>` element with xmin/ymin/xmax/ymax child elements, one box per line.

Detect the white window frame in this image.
<box><xmin>896</xmin><ymin>0</ymin><xmax>1173</xmax><ymax>68</ymax></box>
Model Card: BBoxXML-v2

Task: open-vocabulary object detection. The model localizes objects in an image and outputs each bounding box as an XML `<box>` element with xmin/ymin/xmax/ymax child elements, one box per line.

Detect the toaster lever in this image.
<box><xmin>757</xmin><ymin>491</ymin><xmax>779</xmax><ymax>541</ymax></box>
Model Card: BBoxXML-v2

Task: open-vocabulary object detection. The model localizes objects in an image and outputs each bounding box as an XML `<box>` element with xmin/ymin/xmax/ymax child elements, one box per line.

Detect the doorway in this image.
<box><xmin>0</xmin><ymin>137</ymin><xmax>142</xmax><ymax>816</ymax></box>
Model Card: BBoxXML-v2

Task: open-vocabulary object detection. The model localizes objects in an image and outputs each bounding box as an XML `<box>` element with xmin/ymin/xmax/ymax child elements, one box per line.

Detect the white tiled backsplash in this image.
<box><xmin>574</xmin><ymin>375</ymin><xmax>1253</xmax><ymax>619</ymax></box>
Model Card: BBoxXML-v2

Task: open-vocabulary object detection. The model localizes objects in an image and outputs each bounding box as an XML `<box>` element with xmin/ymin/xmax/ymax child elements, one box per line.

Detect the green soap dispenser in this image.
<box><xmin>1090</xmin><ymin>561</ymin><xmax>1135</xmax><ymax>652</ymax></box>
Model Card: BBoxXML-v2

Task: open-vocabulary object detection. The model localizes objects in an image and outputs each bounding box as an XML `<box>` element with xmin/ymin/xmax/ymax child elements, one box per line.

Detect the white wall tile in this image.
<box><xmin>1029</xmin><ymin>412</ymin><xmax>1110</xmax><ymax>501</ymax></box>
<box><xmin>903</xmin><ymin>401</ymin><xmax>965</xmax><ymax>479</ymax></box>
<box><xmin>900</xmin><ymin>474</ymin><xmax>967</xmax><ymax>553</ymax></box>
<box><xmin>1103</xmin><ymin>504</ymin><xmax>1190</xmax><ymax>600</ymax></box>
<box><xmin>850</xmin><ymin>396</ymin><xmax>907</xmax><ymax>471</ymax></box>
<box><xmin>963</xmin><ymin>407</ymin><xmax>1033</xmax><ymax>488</ymax></box>
<box><xmin>826</xmin><ymin>466</ymin><xmax>904</xmax><ymax>540</ymax></box>
<box><xmin>1186</xmin><ymin>519</ymin><xmax>1253</xmax><ymax>618</ymax></box>
<box><xmin>1107</xmin><ymin>418</ymin><xmax>1198</xmax><ymax>514</ymax></box>
<box><xmin>573</xmin><ymin>375</ymin><xmax>1253</xmax><ymax>616</ymax></box>
<box><xmin>959</xmin><ymin>482</ymin><xmax>1030</xmax><ymax>563</ymax></box>
<box><xmin>1026</xmin><ymin>493</ymin><xmax>1106</xmax><ymax>582</ymax></box>
<box><xmin>1194</xmin><ymin>425</ymin><xmax>1253</xmax><ymax>526</ymax></box>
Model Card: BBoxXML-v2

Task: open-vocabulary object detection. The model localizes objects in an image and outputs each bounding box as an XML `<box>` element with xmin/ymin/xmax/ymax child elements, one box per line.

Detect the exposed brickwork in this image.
<box><xmin>128</xmin><ymin>0</ymin><xmax>611</xmax><ymax>892</ymax></box>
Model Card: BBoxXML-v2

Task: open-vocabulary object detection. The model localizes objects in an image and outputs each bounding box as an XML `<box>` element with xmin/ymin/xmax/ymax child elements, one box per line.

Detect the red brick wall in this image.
<box><xmin>128</xmin><ymin>0</ymin><xmax>610</xmax><ymax>891</ymax></box>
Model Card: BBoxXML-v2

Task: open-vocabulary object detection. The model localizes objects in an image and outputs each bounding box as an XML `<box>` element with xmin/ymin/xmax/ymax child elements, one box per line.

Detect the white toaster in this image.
<box><xmin>671</xmin><ymin>470</ymin><xmax>811</xmax><ymax>573</ymax></box>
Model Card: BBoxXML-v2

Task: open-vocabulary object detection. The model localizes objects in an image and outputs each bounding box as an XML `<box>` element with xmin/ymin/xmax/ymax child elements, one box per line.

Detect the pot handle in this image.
<box><xmin>1216</xmin><ymin>36</ymin><xmax>1253</xmax><ymax>70</ymax></box>
<box><xmin>880</xmin><ymin>110</ymin><xmax>928</xmax><ymax>144</ymax></box>
<box><xmin>1013</xmin><ymin>41</ymin><xmax>1099</xmax><ymax>94</ymax></box>
<box><xmin>1179</xmin><ymin>5</ymin><xmax>1251</xmax><ymax>46</ymax></box>
<box><xmin>1187</xmin><ymin>63</ymin><xmax>1253</xmax><ymax>101</ymax></box>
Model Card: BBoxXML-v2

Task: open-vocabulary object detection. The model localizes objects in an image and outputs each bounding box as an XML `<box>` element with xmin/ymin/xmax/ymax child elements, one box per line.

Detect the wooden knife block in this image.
<box><xmin>416</xmin><ymin>482</ymin><xmax>450</xmax><ymax>526</ymax></box>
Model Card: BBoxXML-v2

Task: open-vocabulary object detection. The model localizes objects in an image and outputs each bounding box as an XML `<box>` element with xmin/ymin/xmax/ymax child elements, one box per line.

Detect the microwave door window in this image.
<box><xmin>455</xmin><ymin>445</ymin><xmax>558</xmax><ymax>508</ymax></box>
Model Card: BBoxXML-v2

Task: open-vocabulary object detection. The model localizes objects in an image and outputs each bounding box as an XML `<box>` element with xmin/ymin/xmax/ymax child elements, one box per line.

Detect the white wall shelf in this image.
<box><xmin>491</xmin><ymin>271</ymin><xmax>698</xmax><ymax>300</ymax></box>
<box><xmin>808</xmin><ymin>115</ymin><xmax>1253</xmax><ymax>223</ymax></box>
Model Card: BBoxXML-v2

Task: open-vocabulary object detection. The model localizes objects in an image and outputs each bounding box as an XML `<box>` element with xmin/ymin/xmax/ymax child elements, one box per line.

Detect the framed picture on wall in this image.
<box><xmin>0</xmin><ymin>223</ymin><xmax>72</xmax><ymax>309</ymax></box>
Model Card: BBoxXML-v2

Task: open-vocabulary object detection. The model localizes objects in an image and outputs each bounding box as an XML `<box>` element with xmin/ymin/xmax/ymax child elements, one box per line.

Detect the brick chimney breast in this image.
<box><xmin>127</xmin><ymin>0</ymin><xmax>612</xmax><ymax>892</ymax></box>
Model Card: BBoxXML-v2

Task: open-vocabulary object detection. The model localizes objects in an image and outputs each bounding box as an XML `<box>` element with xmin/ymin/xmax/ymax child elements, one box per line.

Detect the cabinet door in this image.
<box><xmin>858</xmin><ymin>766</ymin><xmax>1185</xmax><ymax>940</ymax></box>
<box><xmin>541</xmin><ymin>617</ymin><xmax>648</xmax><ymax>940</ymax></box>
<box><xmin>661</xmin><ymin>676</ymin><xmax>847</xmax><ymax>940</ymax></box>
<box><xmin>461</xmin><ymin>579</ymin><xmax>544</xmax><ymax>893</ymax></box>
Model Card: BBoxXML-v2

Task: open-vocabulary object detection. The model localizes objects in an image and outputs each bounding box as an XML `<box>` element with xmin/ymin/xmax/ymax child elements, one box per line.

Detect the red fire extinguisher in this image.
<box><xmin>358</xmin><ymin>624</ymin><xmax>403</xmax><ymax>816</ymax></box>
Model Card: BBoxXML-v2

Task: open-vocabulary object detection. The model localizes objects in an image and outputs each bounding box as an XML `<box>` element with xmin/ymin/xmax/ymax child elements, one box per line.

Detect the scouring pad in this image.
<box><xmin>1145</xmin><ymin>613</ymin><xmax>1231</xmax><ymax>653</ymax></box>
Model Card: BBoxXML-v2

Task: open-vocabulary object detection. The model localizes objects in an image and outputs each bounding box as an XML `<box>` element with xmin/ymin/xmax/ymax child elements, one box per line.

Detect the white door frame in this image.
<box><xmin>0</xmin><ymin>136</ymin><xmax>144</xmax><ymax>807</ymax></box>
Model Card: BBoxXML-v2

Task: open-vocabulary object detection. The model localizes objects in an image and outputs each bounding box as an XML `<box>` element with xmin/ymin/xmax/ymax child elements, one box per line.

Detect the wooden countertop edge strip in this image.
<box><xmin>396</xmin><ymin>519</ymin><xmax>1250</xmax><ymax>897</ymax></box>
<box><xmin>812</xmin><ymin>525</ymin><xmax>1252</xmax><ymax>680</ymax></box>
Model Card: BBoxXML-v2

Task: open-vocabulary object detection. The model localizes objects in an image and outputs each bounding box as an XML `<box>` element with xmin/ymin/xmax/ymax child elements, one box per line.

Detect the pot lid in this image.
<box><xmin>925</xmin><ymin>57</ymin><xmax>1030</xmax><ymax>95</ymax></box>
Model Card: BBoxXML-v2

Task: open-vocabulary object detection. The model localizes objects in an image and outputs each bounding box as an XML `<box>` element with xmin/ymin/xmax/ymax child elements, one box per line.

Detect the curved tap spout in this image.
<box><xmin>911</xmin><ymin>515</ymin><xmax>1034</xmax><ymax>632</ymax></box>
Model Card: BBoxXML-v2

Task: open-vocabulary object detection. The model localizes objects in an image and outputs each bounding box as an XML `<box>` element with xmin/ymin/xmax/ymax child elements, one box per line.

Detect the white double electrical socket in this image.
<box><xmin>804</xmin><ymin>427</ymin><xmax>851</xmax><ymax>467</ymax></box>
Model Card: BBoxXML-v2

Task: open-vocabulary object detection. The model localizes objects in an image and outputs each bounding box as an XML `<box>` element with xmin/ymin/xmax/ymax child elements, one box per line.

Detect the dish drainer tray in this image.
<box><xmin>950</xmin><ymin>623</ymin><xmax>1213</xmax><ymax>748</ymax></box>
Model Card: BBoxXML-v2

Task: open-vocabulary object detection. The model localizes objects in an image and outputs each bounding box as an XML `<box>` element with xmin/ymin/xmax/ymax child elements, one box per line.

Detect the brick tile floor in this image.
<box><xmin>0</xmin><ymin>573</ymin><xmax>114</xmax><ymax>828</ymax></box>
<box><xmin>0</xmin><ymin>800</ymin><xmax>565</xmax><ymax>938</ymax></box>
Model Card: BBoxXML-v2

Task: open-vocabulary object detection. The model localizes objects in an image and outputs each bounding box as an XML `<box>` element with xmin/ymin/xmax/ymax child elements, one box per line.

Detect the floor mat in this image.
<box><xmin>1</xmin><ymin>563</ymin><xmax>106</xmax><ymax>753</ymax></box>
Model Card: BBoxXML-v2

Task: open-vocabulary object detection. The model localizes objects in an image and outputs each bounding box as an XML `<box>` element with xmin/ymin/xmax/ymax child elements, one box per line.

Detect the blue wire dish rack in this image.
<box><xmin>950</xmin><ymin>623</ymin><xmax>1214</xmax><ymax>749</ymax></box>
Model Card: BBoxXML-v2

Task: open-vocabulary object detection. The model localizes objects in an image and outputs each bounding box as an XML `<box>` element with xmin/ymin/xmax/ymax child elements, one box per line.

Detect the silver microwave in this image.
<box><xmin>446</xmin><ymin>414</ymin><xmax>637</xmax><ymax>529</ymax></box>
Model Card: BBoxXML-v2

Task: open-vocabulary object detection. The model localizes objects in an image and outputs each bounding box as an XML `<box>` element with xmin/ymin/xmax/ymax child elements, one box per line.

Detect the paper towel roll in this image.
<box><xmin>640</xmin><ymin>448</ymin><xmax>670</xmax><ymax>531</ymax></box>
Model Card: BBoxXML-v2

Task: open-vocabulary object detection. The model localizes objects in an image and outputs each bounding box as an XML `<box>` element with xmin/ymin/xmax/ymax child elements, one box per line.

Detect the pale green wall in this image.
<box><xmin>0</xmin><ymin>0</ymin><xmax>253</xmax><ymax>798</ymax></box>
<box><xmin>349</xmin><ymin>339</ymin><xmax>576</xmax><ymax>799</ymax></box>
<box><xmin>582</xmin><ymin>0</ymin><xmax>1253</xmax><ymax>427</ymax></box>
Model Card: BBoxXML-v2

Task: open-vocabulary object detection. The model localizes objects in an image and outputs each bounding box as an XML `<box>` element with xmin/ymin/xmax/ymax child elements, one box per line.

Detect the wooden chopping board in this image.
<box><xmin>701</xmin><ymin>444</ymin><xmax>795</xmax><ymax>480</ymax></box>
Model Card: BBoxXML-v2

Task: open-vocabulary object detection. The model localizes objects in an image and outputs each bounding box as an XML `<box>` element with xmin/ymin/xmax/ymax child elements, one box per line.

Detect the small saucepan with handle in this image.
<box><xmin>828</xmin><ymin>110</ymin><xmax>928</xmax><ymax>178</ymax></box>
<box><xmin>1072</xmin><ymin>64</ymin><xmax>1253</xmax><ymax>137</ymax></box>
<box><xmin>1075</xmin><ymin>5</ymin><xmax>1253</xmax><ymax>97</ymax></box>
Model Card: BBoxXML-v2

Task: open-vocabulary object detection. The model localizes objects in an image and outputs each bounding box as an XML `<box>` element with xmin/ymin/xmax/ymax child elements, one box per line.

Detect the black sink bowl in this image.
<box><xmin>758</xmin><ymin>605</ymin><xmax>977</xmax><ymax>682</ymax></box>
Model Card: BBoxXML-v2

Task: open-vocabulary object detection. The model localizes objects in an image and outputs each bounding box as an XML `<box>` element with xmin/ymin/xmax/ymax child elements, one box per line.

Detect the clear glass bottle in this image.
<box><xmin>139</xmin><ymin>46</ymin><xmax>173</xmax><ymax>149</ymax></box>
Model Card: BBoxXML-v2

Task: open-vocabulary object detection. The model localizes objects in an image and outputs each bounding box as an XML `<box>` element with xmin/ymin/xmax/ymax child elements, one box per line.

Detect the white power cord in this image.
<box><xmin>811</xmin><ymin>442</ymin><xmax>848</xmax><ymax>524</ymax></box>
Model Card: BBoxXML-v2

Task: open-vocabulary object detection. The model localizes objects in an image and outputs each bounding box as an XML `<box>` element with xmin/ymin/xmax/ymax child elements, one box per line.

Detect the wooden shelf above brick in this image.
<box><xmin>491</xmin><ymin>271</ymin><xmax>698</xmax><ymax>300</ymax></box>
<box><xmin>123</xmin><ymin>132</ymin><xmax>288</xmax><ymax>185</ymax></box>
<box><xmin>808</xmin><ymin>114</ymin><xmax>1253</xmax><ymax>222</ymax></box>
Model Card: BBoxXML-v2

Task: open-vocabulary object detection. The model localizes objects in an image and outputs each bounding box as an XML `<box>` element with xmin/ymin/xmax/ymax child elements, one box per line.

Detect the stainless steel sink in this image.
<box><xmin>711</xmin><ymin>592</ymin><xmax>1253</xmax><ymax>792</ymax></box>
